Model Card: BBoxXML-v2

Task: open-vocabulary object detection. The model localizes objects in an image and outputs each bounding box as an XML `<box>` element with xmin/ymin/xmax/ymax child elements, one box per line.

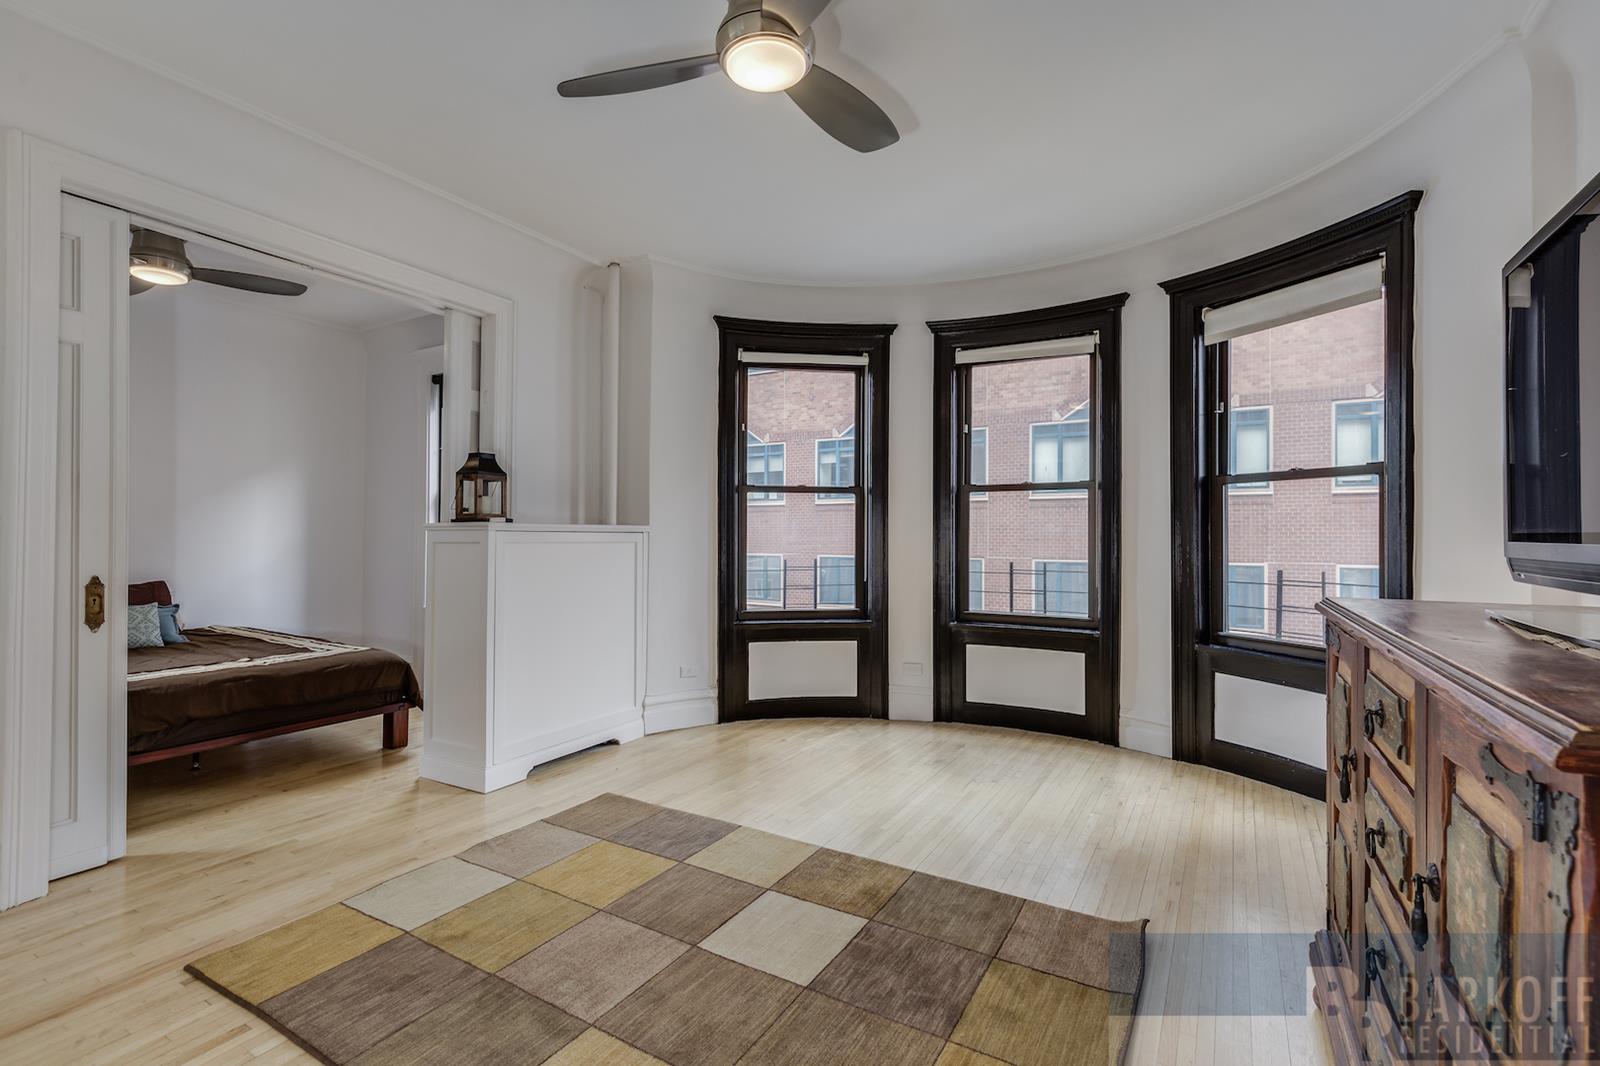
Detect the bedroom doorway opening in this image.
<box><xmin>52</xmin><ymin>191</ymin><xmax>466</xmax><ymax>879</ymax></box>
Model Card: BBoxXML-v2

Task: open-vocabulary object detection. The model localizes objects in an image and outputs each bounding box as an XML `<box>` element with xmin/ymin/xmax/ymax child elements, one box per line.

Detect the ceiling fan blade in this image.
<box><xmin>558</xmin><ymin>54</ymin><xmax>721</xmax><ymax>98</ymax></box>
<box><xmin>763</xmin><ymin>0</ymin><xmax>835</xmax><ymax>31</ymax></box>
<box><xmin>190</xmin><ymin>267</ymin><xmax>308</xmax><ymax>297</ymax></box>
<box><xmin>129</xmin><ymin>276</ymin><xmax>155</xmax><ymax>296</ymax></box>
<box><xmin>786</xmin><ymin>65</ymin><xmax>899</xmax><ymax>153</ymax></box>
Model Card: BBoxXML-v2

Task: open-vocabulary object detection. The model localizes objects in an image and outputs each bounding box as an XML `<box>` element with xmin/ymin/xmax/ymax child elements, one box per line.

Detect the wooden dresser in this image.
<box><xmin>1313</xmin><ymin>600</ymin><xmax>1600</xmax><ymax>1063</ymax></box>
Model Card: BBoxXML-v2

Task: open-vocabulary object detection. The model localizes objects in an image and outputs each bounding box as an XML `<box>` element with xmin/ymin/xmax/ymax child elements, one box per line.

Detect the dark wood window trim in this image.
<box><xmin>716</xmin><ymin>316</ymin><xmax>895</xmax><ymax>722</ymax></box>
<box><xmin>1160</xmin><ymin>191</ymin><xmax>1421</xmax><ymax>797</ymax></box>
<box><xmin>929</xmin><ymin>293</ymin><xmax>1128</xmax><ymax>744</ymax></box>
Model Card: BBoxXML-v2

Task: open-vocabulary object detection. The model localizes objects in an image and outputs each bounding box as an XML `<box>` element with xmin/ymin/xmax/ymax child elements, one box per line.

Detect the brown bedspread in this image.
<box><xmin>127</xmin><ymin>627</ymin><xmax>421</xmax><ymax>754</ymax></box>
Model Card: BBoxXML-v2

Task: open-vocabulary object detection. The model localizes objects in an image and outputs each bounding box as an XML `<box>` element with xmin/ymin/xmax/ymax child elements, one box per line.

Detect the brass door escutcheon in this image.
<box><xmin>84</xmin><ymin>575</ymin><xmax>105</xmax><ymax>632</ymax></box>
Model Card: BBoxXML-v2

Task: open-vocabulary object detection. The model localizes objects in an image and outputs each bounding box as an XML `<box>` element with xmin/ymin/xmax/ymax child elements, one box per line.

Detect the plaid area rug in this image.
<box><xmin>188</xmin><ymin>794</ymin><xmax>1146</xmax><ymax>1066</ymax></box>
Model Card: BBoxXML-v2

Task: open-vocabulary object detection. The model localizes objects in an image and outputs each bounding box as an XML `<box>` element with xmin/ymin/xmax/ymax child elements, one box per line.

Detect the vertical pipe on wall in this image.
<box><xmin>601</xmin><ymin>262</ymin><xmax>622</xmax><ymax>524</ymax></box>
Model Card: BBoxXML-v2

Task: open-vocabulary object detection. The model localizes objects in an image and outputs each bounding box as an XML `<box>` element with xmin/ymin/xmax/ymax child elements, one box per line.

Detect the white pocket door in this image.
<box><xmin>50</xmin><ymin>194</ymin><xmax>129</xmax><ymax>879</ymax></box>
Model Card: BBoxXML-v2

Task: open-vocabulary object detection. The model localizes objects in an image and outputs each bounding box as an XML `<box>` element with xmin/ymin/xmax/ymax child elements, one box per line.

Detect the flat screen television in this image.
<box><xmin>1505</xmin><ymin>169</ymin><xmax>1600</xmax><ymax>595</ymax></box>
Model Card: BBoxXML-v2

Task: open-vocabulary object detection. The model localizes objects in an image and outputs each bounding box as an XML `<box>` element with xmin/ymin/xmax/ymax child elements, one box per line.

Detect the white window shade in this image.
<box><xmin>955</xmin><ymin>333</ymin><xmax>1097</xmax><ymax>365</ymax></box>
<box><xmin>1203</xmin><ymin>259</ymin><xmax>1384</xmax><ymax>346</ymax></box>
<box><xmin>739</xmin><ymin>351</ymin><xmax>868</xmax><ymax>366</ymax></box>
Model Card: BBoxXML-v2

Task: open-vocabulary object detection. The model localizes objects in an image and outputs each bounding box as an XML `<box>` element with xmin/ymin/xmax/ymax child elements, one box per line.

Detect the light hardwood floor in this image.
<box><xmin>0</xmin><ymin>714</ymin><xmax>1333</xmax><ymax>1065</ymax></box>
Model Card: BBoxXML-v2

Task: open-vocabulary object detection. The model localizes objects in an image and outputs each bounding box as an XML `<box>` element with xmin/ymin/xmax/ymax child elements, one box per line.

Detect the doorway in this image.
<box><xmin>3</xmin><ymin>133</ymin><xmax>513</xmax><ymax>910</ymax></box>
<box><xmin>929</xmin><ymin>295</ymin><xmax>1126</xmax><ymax>743</ymax></box>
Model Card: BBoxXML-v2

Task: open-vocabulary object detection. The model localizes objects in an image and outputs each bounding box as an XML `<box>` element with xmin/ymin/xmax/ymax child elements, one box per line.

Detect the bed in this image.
<box><xmin>126</xmin><ymin>582</ymin><xmax>422</xmax><ymax>766</ymax></box>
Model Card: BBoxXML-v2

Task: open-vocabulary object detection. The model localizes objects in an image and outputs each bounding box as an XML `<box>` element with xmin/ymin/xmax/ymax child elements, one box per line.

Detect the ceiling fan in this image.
<box><xmin>557</xmin><ymin>0</ymin><xmax>899</xmax><ymax>153</ymax></box>
<box><xmin>128</xmin><ymin>228</ymin><xmax>309</xmax><ymax>297</ymax></box>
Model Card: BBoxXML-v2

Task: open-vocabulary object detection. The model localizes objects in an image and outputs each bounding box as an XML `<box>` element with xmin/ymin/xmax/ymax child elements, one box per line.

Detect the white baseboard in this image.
<box><xmin>643</xmin><ymin>689</ymin><xmax>718</xmax><ymax>733</ymax></box>
<box><xmin>1119</xmin><ymin>713</ymin><xmax>1172</xmax><ymax>758</ymax></box>
<box><xmin>889</xmin><ymin>684</ymin><xmax>934</xmax><ymax>721</ymax></box>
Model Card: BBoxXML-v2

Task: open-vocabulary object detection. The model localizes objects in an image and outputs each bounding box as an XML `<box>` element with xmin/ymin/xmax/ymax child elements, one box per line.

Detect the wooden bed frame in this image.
<box><xmin>127</xmin><ymin>701</ymin><xmax>410</xmax><ymax>766</ymax></box>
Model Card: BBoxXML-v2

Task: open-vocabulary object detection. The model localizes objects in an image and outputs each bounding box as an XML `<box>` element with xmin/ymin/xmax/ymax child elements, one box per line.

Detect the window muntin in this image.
<box><xmin>746</xmin><ymin>554</ymin><xmax>784</xmax><ymax>607</ymax></box>
<box><xmin>816</xmin><ymin>426</ymin><xmax>855</xmax><ymax>501</ymax></box>
<box><xmin>1228</xmin><ymin>406</ymin><xmax>1271</xmax><ymax>492</ymax></box>
<box><xmin>1033</xmin><ymin>560</ymin><xmax>1089</xmax><ymax>618</ymax></box>
<box><xmin>1225</xmin><ymin>564</ymin><xmax>1268</xmax><ymax>632</ymax></box>
<box><xmin>1332</xmin><ymin>399</ymin><xmax>1383</xmax><ymax>489</ymax></box>
<box><xmin>1336</xmin><ymin>565</ymin><xmax>1380</xmax><ymax>599</ymax></box>
<box><xmin>816</xmin><ymin>555</ymin><xmax>856</xmax><ymax>607</ymax></box>
<box><xmin>1211</xmin><ymin>285</ymin><xmax>1388</xmax><ymax>648</ymax></box>
<box><xmin>746</xmin><ymin>433</ymin><xmax>785</xmax><ymax>503</ymax></box>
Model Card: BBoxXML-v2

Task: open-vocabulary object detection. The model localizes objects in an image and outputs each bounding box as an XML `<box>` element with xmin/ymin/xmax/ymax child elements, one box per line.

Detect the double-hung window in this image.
<box><xmin>1208</xmin><ymin>258</ymin><xmax>1392</xmax><ymax>647</ymax></box>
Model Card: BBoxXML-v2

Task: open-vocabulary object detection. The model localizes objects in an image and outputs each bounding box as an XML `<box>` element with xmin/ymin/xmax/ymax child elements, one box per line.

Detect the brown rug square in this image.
<box><xmin>188</xmin><ymin>794</ymin><xmax>1147</xmax><ymax>1066</ymax></box>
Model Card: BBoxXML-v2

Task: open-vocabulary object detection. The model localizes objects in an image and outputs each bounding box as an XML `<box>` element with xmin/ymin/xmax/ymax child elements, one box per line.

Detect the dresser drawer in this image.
<box><xmin>1363</xmin><ymin>776</ymin><xmax>1412</xmax><ymax>908</ymax></box>
<box><xmin>1362</xmin><ymin>654</ymin><xmax>1416</xmax><ymax>784</ymax></box>
<box><xmin>1363</xmin><ymin>894</ymin><xmax>1415</xmax><ymax>1056</ymax></box>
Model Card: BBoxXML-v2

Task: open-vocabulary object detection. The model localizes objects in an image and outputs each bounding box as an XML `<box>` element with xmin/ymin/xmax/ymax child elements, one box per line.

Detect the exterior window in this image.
<box><xmin>968</xmin><ymin>559</ymin><xmax>985</xmax><ymax>611</ymax></box>
<box><xmin>969</xmin><ymin>427</ymin><xmax>988</xmax><ymax>499</ymax></box>
<box><xmin>1228</xmin><ymin>406</ymin><xmax>1271</xmax><ymax>491</ymax></box>
<box><xmin>816</xmin><ymin>555</ymin><xmax>856</xmax><ymax>607</ymax></box>
<box><xmin>1226</xmin><ymin>564</ymin><xmax>1267</xmax><ymax>631</ymax></box>
<box><xmin>1034</xmin><ymin>560</ymin><xmax>1089</xmax><ymax>618</ymax></box>
<box><xmin>1030</xmin><ymin>408</ymin><xmax>1089</xmax><ymax>491</ymax></box>
<box><xmin>1337</xmin><ymin>565</ymin><xmax>1380</xmax><ymax>599</ymax></box>
<box><xmin>746</xmin><ymin>433</ymin><xmax>785</xmax><ymax>502</ymax></box>
<box><xmin>1333</xmin><ymin>399</ymin><xmax>1383</xmax><ymax>489</ymax></box>
<box><xmin>746</xmin><ymin>554</ymin><xmax>784</xmax><ymax>607</ymax></box>
<box><xmin>816</xmin><ymin>427</ymin><xmax>855</xmax><ymax>501</ymax></box>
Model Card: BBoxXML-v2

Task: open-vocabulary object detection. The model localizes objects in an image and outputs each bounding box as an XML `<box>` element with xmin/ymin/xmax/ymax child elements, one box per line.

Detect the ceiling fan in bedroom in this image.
<box><xmin>128</xmin><ymin>228</ymin><xmax>309</xmax><ymax>297</ymax></box>
<box><xmin>557</xmin><ymin>0</ymin><xmax>899</xmax><ymax>153</ymax></box>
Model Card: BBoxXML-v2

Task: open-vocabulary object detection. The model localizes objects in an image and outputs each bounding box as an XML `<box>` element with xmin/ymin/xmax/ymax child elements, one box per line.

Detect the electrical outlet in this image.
<box><xmin>679</xmin><ymin>665</ymin><xmax>699</xmax><ymax>679</ymax></box>
<box><xmin>901</xmin><ymin>661</ymin><xmax>924</xmax><ymax>677</ymax></box>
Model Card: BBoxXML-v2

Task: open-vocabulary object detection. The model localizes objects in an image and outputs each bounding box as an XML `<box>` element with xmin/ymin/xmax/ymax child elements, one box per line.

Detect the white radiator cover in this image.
<box><xmin>422</xmin><ymin>524</ymin><xmax>648</xmax><ymax>792</ymax></box>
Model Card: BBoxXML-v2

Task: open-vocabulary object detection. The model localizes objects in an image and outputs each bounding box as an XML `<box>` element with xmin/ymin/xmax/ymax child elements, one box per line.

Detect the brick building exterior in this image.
<box><xmin>741</xmin><ymin>299</ymin><xmax>1384</xmax><ymax>644</ymax></box>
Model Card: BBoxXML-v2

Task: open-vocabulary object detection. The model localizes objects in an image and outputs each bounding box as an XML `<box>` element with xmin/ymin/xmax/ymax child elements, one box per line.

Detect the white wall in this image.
<box><xmin>629</xmin><ymin>22</ymin><xmax>1600</xmax><ymax>754</ymax></box>
<box><xmin>129</xmin><ymin>285</ymin><xmax>371</xmax><ymax>640</ymax></box>
<box><xmin>361</xmin><ymin>314</ymin><xmax>445</xmax><ymax>663</ymax></box>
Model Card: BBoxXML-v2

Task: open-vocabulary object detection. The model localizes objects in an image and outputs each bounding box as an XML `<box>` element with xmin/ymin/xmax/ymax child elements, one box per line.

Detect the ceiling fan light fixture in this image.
<box><xmin>129</xmin><ymin>255</ymin><xmax>191</xmax><ymax>286</ymax></box>
<box><xmin>721</xmin><ymin>31</ymin><xmax>809</xmax><ymax>93</ymax></box>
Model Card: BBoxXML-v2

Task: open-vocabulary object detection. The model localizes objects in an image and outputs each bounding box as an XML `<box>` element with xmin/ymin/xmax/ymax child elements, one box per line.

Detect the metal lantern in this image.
<box><xmin>453</xmin><ymin>452</ymin><xmax>509</xmax><ymax>522</ymax></box>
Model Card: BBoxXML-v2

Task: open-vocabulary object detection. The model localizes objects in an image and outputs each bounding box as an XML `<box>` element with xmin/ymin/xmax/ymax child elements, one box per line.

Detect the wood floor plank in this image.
<box><xmin>0</xmin><ymin>713</ymin><xmax>1333</xmax><ymax>1065</ymax></box>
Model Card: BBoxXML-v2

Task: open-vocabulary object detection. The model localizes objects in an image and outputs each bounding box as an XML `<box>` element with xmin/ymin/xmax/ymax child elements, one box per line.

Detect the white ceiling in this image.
<box><xmin>13</xmin><ymin>0</ymin><xmax>1543</xmax><ymax>284</ymax></box>
<box><xmin>164</xmin><ymin>238</ymin><xmax>430</xmax><ymax>332</ymax></box>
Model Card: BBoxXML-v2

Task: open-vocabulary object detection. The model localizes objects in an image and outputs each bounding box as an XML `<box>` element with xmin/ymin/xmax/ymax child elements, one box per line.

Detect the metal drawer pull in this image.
<box><xmin>1410</xmin><ymin>864</ymin><xmax>1440</xmax><ymax>950</ymax></box>
<box><xmin>1337</xmin><ymin>753</ymin><xmax>1356</xmax><ymax>803</ymax></box>
<box><xmin>1365</xmin><ymin>942</ymin><xmax>1388</xmax><ymax>984</ymax></box>
<box><xmin>1365</xmin><ymin>818</ymin><xmax>1387</xmax><ymax>859</ymax></box>
<box><xmin>1363</xmin><ymin>703</ymin><xmax>1385</xmax><ymax>740</ymax></box>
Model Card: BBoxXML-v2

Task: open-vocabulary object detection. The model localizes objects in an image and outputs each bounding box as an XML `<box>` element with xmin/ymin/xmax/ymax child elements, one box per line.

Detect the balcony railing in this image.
<box><xmin>1225</xmin><ymin>569</ymin><xmax>1379</xmax><ymax>644</ymax></box>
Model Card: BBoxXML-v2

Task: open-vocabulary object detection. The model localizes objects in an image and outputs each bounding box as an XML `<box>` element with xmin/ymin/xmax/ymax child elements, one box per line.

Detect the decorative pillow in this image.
<box><xmin>128</xmin><ymin>603</ymin><xmax>164</xmax><ymax>649</ymax></box>
<box><xmin>156</xmin><ymin>603</ymin><xmax>188</xmax><ymax>644</ymax></box>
